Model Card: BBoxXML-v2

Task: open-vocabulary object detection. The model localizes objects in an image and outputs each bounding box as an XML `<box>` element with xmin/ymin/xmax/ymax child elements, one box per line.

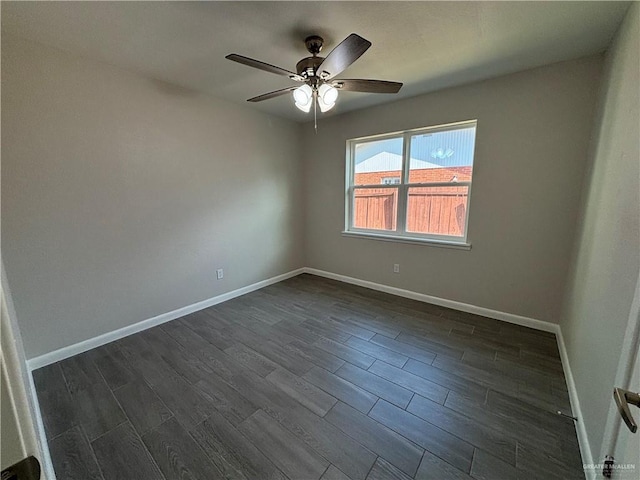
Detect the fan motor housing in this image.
<box><xmin>296</xmin><ymin>56</ymin><xmax>324</xmax><ymax>80</ymax></box>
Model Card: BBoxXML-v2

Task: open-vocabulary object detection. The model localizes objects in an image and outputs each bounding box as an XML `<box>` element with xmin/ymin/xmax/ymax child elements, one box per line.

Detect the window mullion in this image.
<box><xmin>396</xmin><ymin>133</ymin><xmax>411</xmax><ymax>235</ymax></box>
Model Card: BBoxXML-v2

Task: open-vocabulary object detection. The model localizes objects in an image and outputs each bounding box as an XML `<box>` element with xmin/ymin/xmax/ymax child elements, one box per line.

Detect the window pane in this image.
<box><xmin>353</xmin><ymin>187</ymin><xmax>398</xmax><ymax>231</ymax></box>
<box><xmin>406</xmin><ymin>185</ymin><xmax>469</xmax><ymax>237</ymax></box>
<box><xmin>408</xmin><ymin>126</ymin><xmax>476</xmax><ymax>184</ymax></box>
<box><xmin>354</xmin><ymin>137</ymin><xmax>404</xmax><ymax>186</ymax></box>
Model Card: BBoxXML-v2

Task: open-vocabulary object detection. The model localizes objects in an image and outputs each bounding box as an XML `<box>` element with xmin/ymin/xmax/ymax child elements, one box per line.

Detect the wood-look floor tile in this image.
<box><xmin>494</xmin><ymin>335</ymin><xmax>560</xmax><ymax>360</ymax></box>
<box><xmin>321</xmin><ymin>465</ymin><xmax>352</xmax><ymax>480</ymax></box>
<box><xmin>470</xmin><ymin>449</ymin><xmax>518</xmax><ymax>480</ymax></box>
<box><xmin>517</xmin><ymin>380</ymin><xmax>571</xmax><ymax>413</ymax></box>
<box><xmin>283</xmin><ymin>339</ymin><xmax>346</xmax><ymax>373</ymax></box>
<box><xmin>486</xmin><ymin>390</ymin><xmax>575</xmax><ymax>435</ymax></box>
<box><xmin>194</xmin><ymin>373</ymin><xmax>259</xmax><ymax>426</ymax></box>
<box><xmin>247</xmin><ymin>301</ymin><xmax>302</xmax><ymax>327</ymax></box>
<box><xmin>489</xmin><ymin>353</ymin><xmax>564</xmax><ymax>387</ymax></box>
<box><xmin>271</xmin><ymin>320</ymin><xmax>323</xmax><ymax>344</ymax></box>
<box><xmin>173</xmin><ymin>314</ymin><xmax>237</xmax><ymax>350</ymax></box>
<box><xmin>266</xmin><ymin>368</ymin><xmax>337</xmax><ymax>416</ymax></box>
<box><xmin>48</xmin><ymin>426</ymin><xmax>103</xmax><ymax>480</ymax></box>
<box><xmin>225</xmin><ymin>343</ymin><xmax>279</xmax><ymax>377</ymax></box>
<box><xmin>91</xmin><ymin>344</ymin><xmax>137</xmax><ymax>390</ymax></box>
<box><xmin>395</xmin><ymin>332</ymin><xmax>464</xmax><ymax>360</ymax></box>
<box><xmin>448</xmin><ymin>328</ymin><xmax>520</xmax><ymax>357</ymax></box>
<box><xmin>497</xmin><ymin>323</ymin><xmax>558</xmax><ymax>345</ymax></box>
<box><xmin>142</xmin><ymin>417</ymin><xmax>224</xmax><ymax>480</ymax></box>
<box><xmin>325</xmin><ymin>401</ymin><xmax>423</xmax><ymax>477</ymax></box>
<box><xmin>325</xmin><ymin>316</ymin><xmax>376</xmax><ymax>340</ymax></box>
<box><xmin>337</xmin><ymin>315</ymin><xmax>401</xmax><ymax>339</ymax></box>
<box><xmin>368</xmin><ymin>360</ymin><xmax>449</xmax><ymax>405</ymax></box>
<box><xmin>415</xmin><ymin>450</ymin><xmax>474</xmax><ymax>479</ymax></box>
<box><xmin>407</xmin><ymin>394</ymin><xmax>516</xmax><ymax>465</ymax></box>
<box><xmin>228</xmin><ymin>326</ymin><xmax>315</xmax><ymax>375</ymax></box>
<box><xmin>516</xmin><ymin>440</ymin><xmax>585</xmax><ymax>480</ymax></box>
<box><xmin>157</xmin><ymin>323</ymin><xmax>246</xmax><ymax>382</ymax></box>
<box><xmin>366</xmin><ymin>458</ymin><xmax>412</xmax><ymax>480</ymax></box>
<box><xmin>302</xmin><ymin>319</ymin><xmax>354</xmax><ymax>343</ymax></box>
<box><xmin>113</xmin><ymin>380</ymin><xmax>173</xmax><ymax>436</ymax></box>
<box><xmin>191</xmin><ymin>409</ymin><xmax>287</xmax><ymax>480</ymax></box>
<box><xmin>268</xmin><ymin>402</ymin><xmax>377</xmax><ymax>480</ymax></box>
<box><xmin>402</xmin><ymin>359</ymin><xmax>488</xmax><ymax>403</ymax></box>
<box><xmin>60</xmin><ymin>355</ymin><xmax>126</xmax><ymax>441</ymax></box>
<box><xmin>432</xmin><ymin>355</ymin><xmax>519</xmax><ymax>395</ymax></box>
<box><xmin>141</xmin><ymin>326</ymin><xmax>216</xmax><ymax>384</ymax></box>
<box><xmin>369</xmin><ymin>400</ymin><xmax>474</xmax><ymax>473</ymax></box>
<box><xmin>335</xmin><ymin>363</ymin><xmax>413</xmax><ymax>409</ymax></box>
<box><xmin>118</xmin><ymin>335</ymin><xmax>215</xmax><ymax>429</ymax></box>
<box><xmin>91</xmin><ymin>422</ymin><xmax>163</xmax><ymax>480</ymax></box>
<box><xmin>344</xmin><ymin>337</ymin><xmax>409</xmax><ymax>367</ymax></box>
<box><xmin>59</xmin><ymin>352</ymin><xmax>104</xmax><ymax>385</ymax></box>
<box><xmin>369</xmin><ymin>334</ymin><xmax>437</xmax><ymax>365</ymax></box>
<box><xmin>314</xmin><ymin>337</ymin><xmax>376</xmax><ymax>369</ymax></box>
<box><xmin>441</xmin><ymin>310</ymin><xmax>503</xmax><ymax>333</ymax></box>
<box><xmin>444</xmin><ymin>391</ymin><xmax>568</xmax><ymax>456</ymax></box>
<box><xmin>303</xmin><ymin>366</ymin><xmax>378</xmax><ymax>414</ymax></box>
<box><xmin>391</xmin><ymin>311</ymin><xmax>452</xmax><ymax>332</ymax></box>
<box><xmin>236</xmin><ymin>315</ymin><xmax>302</xmax><ymax>346</ymax></box>
<box><xmin>238</xmin><ymin>410</ymin><xmax>329</xmax><ymax>480</ymax></box>
<box><xmin>37</xmin><ymin>274</ymin><xmax>582</xmax><ymax>480</ymax></box>
<box><xmin>32</xmin><ymin>364</ymin><xmax>77</xmax><ymax>439</ymax></box>
<box><xmin>229</xmin><ymin>369</ymin><xmax>375</xmax><ymax>480</ymax></box>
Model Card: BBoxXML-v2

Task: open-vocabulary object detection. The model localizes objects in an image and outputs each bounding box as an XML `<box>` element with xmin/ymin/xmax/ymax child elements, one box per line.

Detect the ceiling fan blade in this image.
<box><xmin>317</xmin><ymin>34</ymin><xmax>372</xmax><ymax>80</ymax></box>
<box><xmin>332</xmin><ymin>79</ymin><xmax>403</xmax><ymax>93</ymax></box>
<box><xmin>226</xmin><ymin>54</ymin><xmax>304</xmax><ymax>82</ymax></box>
<box><xmin>247</xmin><ymin>86</ymin><xmax>298</xmax><ymax>102</ymax></box>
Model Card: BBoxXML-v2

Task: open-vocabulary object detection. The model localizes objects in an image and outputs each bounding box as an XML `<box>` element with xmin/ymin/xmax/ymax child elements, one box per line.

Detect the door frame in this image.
<box><xmin>600</xmin><ymin>270</ymin><xmax>640</xmax><ymax>471</ymax></box>
<box><xmin>1</xmin><ymin>263</ymin><xmax>55</xmax><ymax>479</ymax></box>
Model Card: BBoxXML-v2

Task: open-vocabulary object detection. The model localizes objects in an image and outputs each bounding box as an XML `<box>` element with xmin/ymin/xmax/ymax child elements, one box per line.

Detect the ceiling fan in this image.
<box><xmin>226</xmin><ymin>33</ymin><xmax>403</xmax><ymax>116</ymax></box>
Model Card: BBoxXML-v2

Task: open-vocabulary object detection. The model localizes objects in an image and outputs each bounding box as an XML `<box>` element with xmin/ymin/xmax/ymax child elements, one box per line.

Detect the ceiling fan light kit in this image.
<box><xmin>293</xmin><ymin>84</ymin><xmax>313</xmax><ymax>112</ymax></box>
<box><xmin>226</xmin><ymin>33</ymin><xmax>402</xmax><ymax>126</ymax></box>
<box><xmin>317</xmin><ymin>83</ymin><xmax>339</xmax><ymax>112</ymax></box>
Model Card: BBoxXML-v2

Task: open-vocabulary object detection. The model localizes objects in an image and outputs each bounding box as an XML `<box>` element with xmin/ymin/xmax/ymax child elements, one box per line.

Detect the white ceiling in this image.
<box><xmin>2</xmin><ymin>1</ymin><xmax>630</xmax><ymax>122</ymax></box>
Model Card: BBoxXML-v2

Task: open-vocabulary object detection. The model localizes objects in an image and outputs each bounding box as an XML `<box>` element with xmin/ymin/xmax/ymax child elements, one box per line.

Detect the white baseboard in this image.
<box><xmin>303</xmin><ymin>267</ymin><xmax>557</xmax><ymax>333</ymax></box>
<box><xmin>556</xmin><ymin>326</ymin><xmax>594</xmax><ymax>480</ymax></box>
<box><xmin>27</xmin><ymin>268</ymin><xmax>305</xmax><ymax>370</ymax></box>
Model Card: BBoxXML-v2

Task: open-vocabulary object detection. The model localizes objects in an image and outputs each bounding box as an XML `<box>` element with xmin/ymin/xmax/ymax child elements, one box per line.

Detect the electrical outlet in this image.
<box><xmin>216</xmin><ymin>268</ymin><xmax>224</xmax><ymax>280</ymax></box>
<box><xmin>393</xmin><ymin>264</ymin><xmax>400</xmax><ymax>273</ymax></box>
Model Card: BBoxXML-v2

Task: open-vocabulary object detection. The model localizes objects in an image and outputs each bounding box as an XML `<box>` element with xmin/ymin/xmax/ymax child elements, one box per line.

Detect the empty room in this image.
<box><xmin>1</xmin><ymin>2</ymin><xmax>639</xmax><ymax>480</ymax></box>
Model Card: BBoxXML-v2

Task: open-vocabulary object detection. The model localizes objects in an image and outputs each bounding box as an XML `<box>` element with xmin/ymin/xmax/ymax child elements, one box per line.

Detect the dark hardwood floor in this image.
<box><xmin>33</xmin><ymin>274</ymin><xmax>584</xmax><ymax>480</ymax></box>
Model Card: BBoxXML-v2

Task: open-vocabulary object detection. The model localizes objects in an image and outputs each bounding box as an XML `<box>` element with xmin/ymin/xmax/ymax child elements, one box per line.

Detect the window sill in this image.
<box><xmin>341</xmin><ymin>231</ymin><xmax>472</xmax><ymax>250</ymax></box>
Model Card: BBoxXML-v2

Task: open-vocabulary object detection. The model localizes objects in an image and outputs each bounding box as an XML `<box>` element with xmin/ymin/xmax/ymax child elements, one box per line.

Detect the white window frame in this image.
<box><xmin>343</xmin><ymin>120</ymin><xmax>476</xmax><ymax>249</ymax></box>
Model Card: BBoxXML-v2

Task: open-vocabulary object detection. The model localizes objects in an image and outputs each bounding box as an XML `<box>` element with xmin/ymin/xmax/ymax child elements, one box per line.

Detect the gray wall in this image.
<box><xmin>1</xmin><ymin>37</ymin><xmax>304</xmax><ymax>359</ymax></box>
<box><xmin>303</xmin><ymin>56</ymin><xmax>603</xmax><ymax>323</ymax></box>
<box><xmin>561</xmin><ymin>3</ymin><xmax>639</xmax><ymax>461</ymax></box>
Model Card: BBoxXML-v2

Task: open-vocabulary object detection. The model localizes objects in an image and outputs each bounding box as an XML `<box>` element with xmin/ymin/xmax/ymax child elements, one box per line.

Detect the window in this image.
<box><xmin>345</xmin><ymin>120</ymin><xmax>477</xmax><ymax>246</ymax></box>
